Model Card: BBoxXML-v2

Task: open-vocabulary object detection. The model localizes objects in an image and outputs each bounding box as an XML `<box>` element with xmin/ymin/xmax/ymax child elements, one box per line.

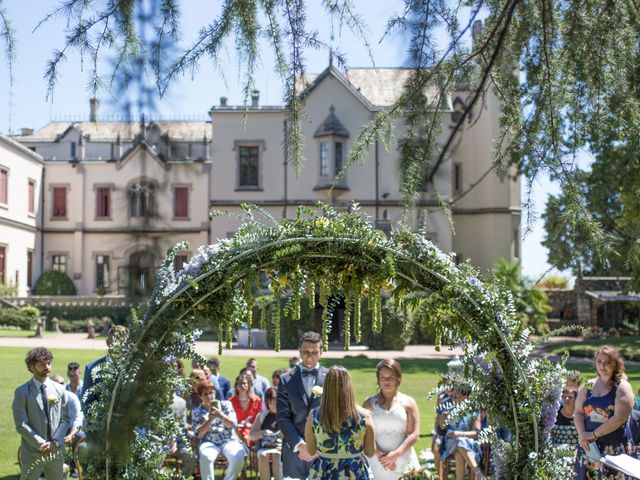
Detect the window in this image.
<box><xmin>0</xmin><ymin>168</ymin><xmax>7</xmax><ymax>204</ymax></box>
<box><xmin>238</xmin><ymin>146</ymin><xmax>259</xmax><ymax>187</ymax></box>
<box><xmin>513</xmin><ymin>229</ymin><xmax>520</xmax><ymax>259</ymax></box>
<box><xmin>27</xmin><ymin>251</ymin><xmax>33</xmax><ymax>288</ymax></box>
<box><xmin>453</xmin><ymin>163</ymin><xmax>462</xmax><ymax>195</ymax></box>
<box><xmin>0</xmin><ymin>246</ymin><xmax>5</xmax><ymax>284</ymax></box>
<box><xmin>52</xmin><ymin>255</ymin><xmax>67</xmax><ymax>273</ymax></box>
<box><xmin>174</xmin><ymin>187</ymin><xmax>189</xmax><ymax>218</ymax></box>
<box><xmin>334</xmin><ymin>142</ymin><xmax>343</xmax><ymax>175</ymax></box>
<box><xmin>96</xmin><ymin>187</ymin><xmax>111</xmax><ymax>218</ymax></box>
<box><xmin>28</xmin><ymin>180</ymin><xmax>36</xmax><ymax>214</ymax></box>
<box><xmin>320</xmin><ymin>142</ymin><xmax>329</xmax><ymax>177</ymax></box>
<box><xmin>70</xmin><ymin>142</ymin><xmax>77</xmax><ymax>159</ymax></box>
<box><xmin>96</xmin><ymin>255</ymin><xmax>110</xmax><ymax>289</ymax></box>
<box><xmin>128</xmin><ymin>181</ymin><xmax>156</xmax><ymax>217</ymax></box>
<box><xmin>52</xmin><ymin>187</ymin><xmax>67</xmax><ymax>218</ymax></box>
<box><xmin>173</xmin><ymin>254</ymin><xmax>188</xmax><ymax>272</ymax></box>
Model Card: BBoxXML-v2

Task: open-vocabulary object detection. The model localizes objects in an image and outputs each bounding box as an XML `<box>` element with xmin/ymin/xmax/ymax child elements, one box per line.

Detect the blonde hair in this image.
<box><xmin>320</xmin><ymin>366</ymin><xmax>358</xmax><ymax>433</ymax></box>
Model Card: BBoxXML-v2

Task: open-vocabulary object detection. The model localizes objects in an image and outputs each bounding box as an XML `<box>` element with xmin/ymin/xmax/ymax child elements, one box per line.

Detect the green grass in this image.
<box><xmin>545</xmin><ymin>336</ymin><xmax>640</xmax><ymax>361</ymax></box>
<box><xmin>0</xmin><ymin>347</ymin><xmax>448</xmax><ymax>479</ymax></box>
<box><xmin>3</xmin><ymin>348</ymin><xmax>639</xmax><ymax>479</ymax></box>
<box><xmin>0</xmin><ymin>329</ymin><xmax>54</xmax><ymax>338</ymax></box>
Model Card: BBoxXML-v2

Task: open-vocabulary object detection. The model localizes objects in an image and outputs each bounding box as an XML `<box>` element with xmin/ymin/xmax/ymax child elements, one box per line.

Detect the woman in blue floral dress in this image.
<box><xmin>305</xmin><ymin>365</ymin><xmax>375</xmax><ymax>479</ymax></box>
<box><xmin>574</xmin><ymin>345</ymin><xmax>636</xmax><ymax>479</ymax></box>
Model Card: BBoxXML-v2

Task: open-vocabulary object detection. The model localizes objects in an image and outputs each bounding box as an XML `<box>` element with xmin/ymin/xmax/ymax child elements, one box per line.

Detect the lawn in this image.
<box><xmin>0</xmin><ymin>347</ymin><xmax>448</xmax><ymax>479</ymax></box>
<box><xmin>545</xmin><ymin>336</ymin><xmax>640</xmax><ymax>361</ymax></box>
<box><xmin>3</xmin><ymin>347</ymin><xmax>640</xmax><ymax>479</ymax></box>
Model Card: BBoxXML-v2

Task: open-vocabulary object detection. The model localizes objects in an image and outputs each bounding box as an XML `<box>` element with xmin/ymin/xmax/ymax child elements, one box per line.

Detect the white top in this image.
<box><xmin>367</xmin><ymin>392</ymin><xmax>420</xmax><ymax>479</ymax></box>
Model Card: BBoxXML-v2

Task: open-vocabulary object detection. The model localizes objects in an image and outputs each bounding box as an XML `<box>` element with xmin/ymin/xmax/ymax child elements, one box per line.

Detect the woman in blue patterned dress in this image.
<box><xmin>304</xmin><ymin>365</ymin><xmax>375</xmax><ymax>479</ymax></box>
<box><xmin>574</xmin><ymin>345</ymin><xmax>636</xmax><ymax>479</ymax></box>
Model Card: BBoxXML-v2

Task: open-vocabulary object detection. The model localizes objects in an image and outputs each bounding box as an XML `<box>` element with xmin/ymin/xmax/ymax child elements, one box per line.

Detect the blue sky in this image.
<box><xmin>0</xmin><ymin>1</ymin><xmax>563</xmax><ymax>281</ymax></box>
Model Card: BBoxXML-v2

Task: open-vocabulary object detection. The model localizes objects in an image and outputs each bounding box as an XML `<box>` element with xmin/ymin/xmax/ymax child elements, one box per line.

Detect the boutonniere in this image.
<box><xmin>311</xmin><ymin>386</ymin><xmax>323</xmax><ymax>398</ymax></box>
<box><xmin>47</xmin><ymin>395</ymin><xmax>59</xmax><ymax>405</ymax></box>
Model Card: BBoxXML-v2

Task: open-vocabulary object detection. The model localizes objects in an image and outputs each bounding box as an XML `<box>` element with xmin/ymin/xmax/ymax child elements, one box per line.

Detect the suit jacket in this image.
<box><xmin>216</xmin><ymin>375</ymin><xmax>232</xmax><ymax>400</ymax></box>
<box><xmin>82</xmin><ymin>355</ymin><xmax>107</xmax><ymax>407</ymax></box>
<box><xmin>276</xmin><ymin>364</ymin><xmax>328</xmax><ymax>449</ymax></box>
<box><xmin>13</xmin><ymin>378</ymin><xmax>70</xmax><ymax>461</ymax></box>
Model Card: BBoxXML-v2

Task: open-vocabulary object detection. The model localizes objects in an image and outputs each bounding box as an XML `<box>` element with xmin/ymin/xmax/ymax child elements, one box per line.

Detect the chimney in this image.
<box><xmin>220</xmin><ymin>96</ymin><xmax>228</xmax><ymax>107</ymax></box>
<box><xmin>20</xmin><ymin>127</ymin><xmax>34</xmax><ymax>136</ymax></box>
<box><xmin>251</xmin><ymin>90</ymin><xmax>260</xmax><ymax>107</ymax></box>
<box><xmin>203</xmin><ymin>133</ymin><xmax>210</xmax><ymax>161</ymax></box>
<box><xmin>115</xmin><ymin>133</ymin><xmax>123</xmax><ymax>160</ymax></box>
<box><xmin>78</xmin><ymin>134</ymin><xmax>86</xmax><ymax>161</ymax></box>
<box><xmin>89</xmin><ymin>97</ymin><xmax>99</xmax><ymax>122</ymax></box>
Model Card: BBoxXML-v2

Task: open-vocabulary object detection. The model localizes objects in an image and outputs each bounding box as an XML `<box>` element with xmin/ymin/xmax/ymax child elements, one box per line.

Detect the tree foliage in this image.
<box><xmin>33</xmin><ymin>270</ymin><xmax>77</xmax><ymax>296</ymax></box>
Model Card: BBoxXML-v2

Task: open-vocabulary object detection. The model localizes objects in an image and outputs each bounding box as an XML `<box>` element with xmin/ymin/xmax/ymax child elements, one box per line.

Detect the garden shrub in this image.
<box><xmin>33</xmin><ymin>271</ymin><xmax>77</xmax><ymax>295</ymax></box>
<box><xmin>0</xmin><ymin>306</ymin><xmax>40</xmax><ymax>330</ymax></box>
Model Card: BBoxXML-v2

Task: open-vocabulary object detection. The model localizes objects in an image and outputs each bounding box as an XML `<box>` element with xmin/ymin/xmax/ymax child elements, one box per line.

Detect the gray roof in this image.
<box><xmin>314</xmin><ymin>106</ymin><xmax>350</xmax><ymax>137</ymax></box>
<box><xmin>585</xmin><ymin>290</ymin><xmax>640</xmax><ymax>302</ymax></box>
<box><xmin>16</xmin><ymin>121</ymin><xmax>211</xmax><ymax>142</ymax></box>
<box><xmin>301</xmin><ymin>67</ymin><xmax>448</xmax><ymax>109</ymax></box>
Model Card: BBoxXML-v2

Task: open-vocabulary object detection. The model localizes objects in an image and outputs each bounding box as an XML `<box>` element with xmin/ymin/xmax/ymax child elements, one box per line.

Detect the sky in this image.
<box><xmin>0</xmin><ymin>0</ymin><xmax>565</xmax><ymax>282</ymax></box>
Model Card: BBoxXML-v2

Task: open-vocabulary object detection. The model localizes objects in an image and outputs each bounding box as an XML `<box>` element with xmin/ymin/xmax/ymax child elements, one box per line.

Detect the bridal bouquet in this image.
<box><xmin>400</xmin><ymin>467</ymin><xmax>433</xmax><ymax>480</ymax></box>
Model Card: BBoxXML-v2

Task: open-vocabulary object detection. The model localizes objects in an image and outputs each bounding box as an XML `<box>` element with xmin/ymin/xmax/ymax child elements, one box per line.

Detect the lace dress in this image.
<box><xmin>308</xmin><ymin>408</ymin><xmax>372</xmax><ymax>480</ymax></box>
<box><xmin>367</xmin><ymin>393</ymin><xmax>420</xmax><ymax>479</ymax></box>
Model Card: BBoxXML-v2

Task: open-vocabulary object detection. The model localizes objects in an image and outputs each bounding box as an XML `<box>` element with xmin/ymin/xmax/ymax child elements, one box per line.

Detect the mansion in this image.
<box><xmin>0</xmin><ymin>66</ymin><xmax>520</xmax><ymax>297</ymax></box>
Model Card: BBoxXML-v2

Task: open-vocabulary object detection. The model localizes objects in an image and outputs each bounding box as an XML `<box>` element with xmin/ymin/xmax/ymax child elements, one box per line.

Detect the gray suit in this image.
<box><xmin>13</xmin><ymin>378</ymin><xmax>70</xmax><ymax>480</ymax></box>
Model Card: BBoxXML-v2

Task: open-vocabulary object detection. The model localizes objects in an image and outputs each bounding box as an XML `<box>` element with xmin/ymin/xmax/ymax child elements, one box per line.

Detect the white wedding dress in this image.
<box><xmin>367</xmin><ymin>392</ymin><xmax>421</xmax><ymax>479</ymax></box>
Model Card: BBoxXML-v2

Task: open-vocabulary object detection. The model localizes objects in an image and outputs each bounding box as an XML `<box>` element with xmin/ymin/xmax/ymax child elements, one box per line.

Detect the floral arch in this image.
<box><xmin>87</xmin><ymin>204</ymin><xmax>567</xmax><ymax>479</ymax></box>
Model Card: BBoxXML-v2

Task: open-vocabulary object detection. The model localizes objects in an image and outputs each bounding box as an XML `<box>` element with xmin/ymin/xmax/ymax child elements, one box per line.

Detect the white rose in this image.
<box><xmin>311</xmin><ymin>386</ymin><xmax>323</xmax><ymax>397</ymax></box>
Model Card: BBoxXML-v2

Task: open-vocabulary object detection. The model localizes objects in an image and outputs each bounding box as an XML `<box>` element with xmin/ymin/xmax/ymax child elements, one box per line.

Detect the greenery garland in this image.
<box><xmin>83</xmin><ymin>203</ymin><xmax>568</xmax><ymax>479</ymax></box>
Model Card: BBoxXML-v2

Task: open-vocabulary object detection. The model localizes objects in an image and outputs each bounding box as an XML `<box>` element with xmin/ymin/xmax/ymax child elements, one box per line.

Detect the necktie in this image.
<box><xmin>302</xmin><ymin>368</ymin><xmax>318</xmax><ymax>377</ymax></box>
<box><xmin>40</xmin><ymin>384</ymin><xmax>51</xmax><ymax>440</ymax></box>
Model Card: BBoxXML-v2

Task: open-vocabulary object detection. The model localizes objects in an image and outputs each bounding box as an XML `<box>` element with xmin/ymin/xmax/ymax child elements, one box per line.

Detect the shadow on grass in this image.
<box><xmin>0</xmin><ymin>475</ymin><xmax>19</xmax><ymax>480</ymax></box>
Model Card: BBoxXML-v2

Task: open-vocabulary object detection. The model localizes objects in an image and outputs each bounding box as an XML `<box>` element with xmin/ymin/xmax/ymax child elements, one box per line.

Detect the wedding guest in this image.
<box><xmin>249</xmin><ymin>387</ymin><xmax>282</xmax><ymax>480</ymax></box>
<box><xmin>209</xmin><ymin>357</ymin><xmax>232</xmax><ymax>400</ymax></box>
<box><xmin>193</xmin><ymin>380</ymin><xmax>246</xmax><ymax>480</ymax></box>
<box><xmin>247</xmin><ymin>358</ymin><xmax>271</xmax><ymax>394</ymax></box>
<box><xmin>277</xmin><ymin>331</ymin><xmax>328</xmax><ymax>479</ymax></box>
<box><xmin>185</xmin><ymin>369</ymin><xmax>206</xmax><ymax>423</ymax></box>
<box><xmin>13</xmin><ymin>347</ymin><xmax>70</xmax><ymax>480</ymax></box>
<box><xmin>305</xmin><ymin>365</ymin><xmax>375</xmax><ymax>479</ymax></box>
<box><xmin>272</xmin><ymin>368</ymin><xmax>288</xmax><ymax>389</ymax></box>
<box><xmin>552</xmin><ymin>386</ymin><xmax>579</xmax><ymax>447</ymax></box>
<box><xmin>363</xmin><ymin>359</ymin><xmax>420</xmax><ymax>479</ymax></box>
<box><xmin>52</xmin><ymin>374</ymin><xmax>86</xmax><ymax>477</ymax></box>
<box><xmin>566</xmin><ymin>370</ymin><xmax>584</xmax><ymax>390</ymax></box>
<box><xmin>439</xmin><ymin>383</ymin><xmax>483</xmax><ymax>480</ymax></box>
<box><xmin>202</xmin><ymin>363</ymin><xmax>224</xmax><ymax>400</ymax></box>
<box><xmin>83</xmin><ymin>325</ymin><xmax>127</xmax><ymax>408</ymax></box>
<box><xmin>165</xmin><ymin>392</ymin><xmax>197</xmax><ymax>477</ymax></box>
<box><xmin>230</xmin><ymin>373</ymin><xmax>262</xmax><ymax>444</ymax></box>
<box><xmin>289</xmin><ymin>356</ymin><xmax>301</xmax><ymax>369</ymax></box>
<box><xmin>65</xmin><ymin>362</ymin><xmax>83</xmax><ymax>399</ymax></box>
<box><xmin>574</xmin><ymin>345</ymin><xmax>636</xmax><ymax>479</ymax></box>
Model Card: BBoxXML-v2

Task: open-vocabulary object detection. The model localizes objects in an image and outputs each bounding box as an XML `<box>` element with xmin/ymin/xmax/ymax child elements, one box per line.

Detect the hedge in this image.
<box><xmin>33</xmin><ymin>271</ymin><xmax>77</xmax><ymax>295</ymax></box>
<box><xmin>0</xmin><ymin>306</ymin><xmax>40</xmax><ymax>330</ymax></box>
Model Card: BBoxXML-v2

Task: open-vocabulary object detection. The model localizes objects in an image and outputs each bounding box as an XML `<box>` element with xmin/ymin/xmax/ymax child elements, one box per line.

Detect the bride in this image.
<box><xmin>363</xmin><ymin>359</ymin><xmax>421</xmax><ymax>479</ymax></box>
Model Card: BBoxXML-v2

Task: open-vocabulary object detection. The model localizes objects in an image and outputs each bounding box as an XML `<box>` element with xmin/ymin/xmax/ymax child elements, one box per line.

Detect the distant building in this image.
<box><xmin>0</xmin><ymin>135</ymin><xmax>43</xmax><ymax>296</ymax></box>
<box><xmin>9</xmin><ymin>65</ymin><xmax>520</xmax><ymax>296</ymax></box>
<box><xmin>15</xmin><ymin>119</ymin><xmax>211</xmax><ymax>296</ymax></box>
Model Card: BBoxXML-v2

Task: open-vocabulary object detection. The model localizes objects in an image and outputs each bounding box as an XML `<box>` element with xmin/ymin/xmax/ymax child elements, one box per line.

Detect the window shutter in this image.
<box><xmin>0</xmin><ymin>170</ymin><xmax>7</xmax><ymax>204</ymax></box>
<box><xmin>53</xmin><ymin>187</ymin><xmax>66</xmax><ymax>217</ymax></box>
<box><xmin>174</xmin><ymin>187</ymin><xmax>188</xmax><ymax>217</ymax></box>
<box><xmin>28</xmin><ymin>181</ymin><xmax>35</xmax><ymax>213</ymax></box>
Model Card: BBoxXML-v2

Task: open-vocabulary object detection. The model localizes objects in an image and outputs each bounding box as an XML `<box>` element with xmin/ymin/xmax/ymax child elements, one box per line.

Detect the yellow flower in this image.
<box><xmin>47</xmin><ymin>395</ymin><xmax>59</xmax><ymax>405</ymax></box>
<box><xmin>315</xmin><ymin>218</ymin><xmax>329</xmax><ymax>229</ymax></box>
<box><xmin>351</xmin><ymin>427</ymin><xmax>366</xmax><ymax>449</ymax></box>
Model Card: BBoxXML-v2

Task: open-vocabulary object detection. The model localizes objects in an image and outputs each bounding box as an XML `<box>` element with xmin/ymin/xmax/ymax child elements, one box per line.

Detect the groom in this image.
<box><xmin>277</xmin><ymin>331</ymin><xmax>328</xmax><ymax>479</ymax></box>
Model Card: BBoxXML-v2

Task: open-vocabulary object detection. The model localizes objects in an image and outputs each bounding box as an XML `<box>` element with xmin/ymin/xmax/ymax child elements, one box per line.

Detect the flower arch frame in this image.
<box><xmin>85</xmin><ymin>204</ymin><xmax>567</xmax><ymax>479</ymax></box>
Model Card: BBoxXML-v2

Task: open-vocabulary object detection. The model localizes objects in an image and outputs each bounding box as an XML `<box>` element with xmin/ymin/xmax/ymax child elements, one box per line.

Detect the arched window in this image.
<box><xmin>128</xmin><ymin>181</ymin><xmax>156</xmax><ymax>218</ymax></box>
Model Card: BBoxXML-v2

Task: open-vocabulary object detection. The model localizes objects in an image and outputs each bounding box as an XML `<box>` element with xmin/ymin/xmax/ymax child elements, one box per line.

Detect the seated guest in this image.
<box><xmin>249</xmin><ymin>387</ymin><xmax>282</xmax><ymax>480</ymax></box>
<box><xmin>52</xmin><ymin>373</ymin><xmax>86</xmax><ymax>477</ymax></box>
<box><xmin>209</xmin><ymin>357</ymin><xmax>232</xmax><ymax>400</ymax></box>
<box><xmin>271</xmin><ymin>368</ymin><xmax>288</xmax><ymax>389</ymax></box>
<box><xmin>230</xmin><ymin>373</ymin><xmax>263</xmax><ymax>444</ymax></box>
<box><xmin>185</xmin><ymin>369</ymin><xmax>206</xmax><ymax>423</ymax></box>
<box><xmin>193</xmin><ymin>380</ymin><xmax>246</xmax><ymax>480</ymax></box>
<box><xmin>202</xmin><ymin>362</ymin><xmax>224</xmax><ymax>400</ymax></box>
<box><xmin>247</xmin><ymin>358</ymin><xmax>271</xmax><ymax>395</ymax></box>
<box><xmin>439</xmin><ymin>383</ymin><xmax>483</xmax><ymax>480</ymax></box>
<box><xmin>289</xmin><ymin>356</ymin><xmax>301</xmax><ymax>369</ymax></box>
<box><xmin>552</xmin><ymin>387</ymin><xmax>579</xmax><ymax>447</ymax></box>
<box><xmin>165</xmin><ymin>392</ymin><xmax>197</xmax><ymax>477</ymax></box>
<box><xmin>66</xmin><ymin>362</ymin><xmax>84</xmax><ymax>399</ymax></box>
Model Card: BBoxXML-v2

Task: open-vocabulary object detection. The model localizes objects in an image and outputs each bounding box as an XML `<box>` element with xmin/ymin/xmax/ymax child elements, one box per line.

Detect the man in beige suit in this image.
<box><xmin>13</xmin><ymin>347</ymin><xmax>70</xmax><ymax>480</ymax></box>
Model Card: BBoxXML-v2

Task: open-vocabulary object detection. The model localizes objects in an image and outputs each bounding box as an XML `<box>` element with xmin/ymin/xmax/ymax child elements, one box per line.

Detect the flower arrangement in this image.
<box><xmin>400</xmin><ymin>466</ymin><xmax>433</xmax><ymax>480</ymax></box>
<box><xmin>81</xmin><ymin>203</ymin><xmax>567</xmax><ymax>480</ymax></box>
